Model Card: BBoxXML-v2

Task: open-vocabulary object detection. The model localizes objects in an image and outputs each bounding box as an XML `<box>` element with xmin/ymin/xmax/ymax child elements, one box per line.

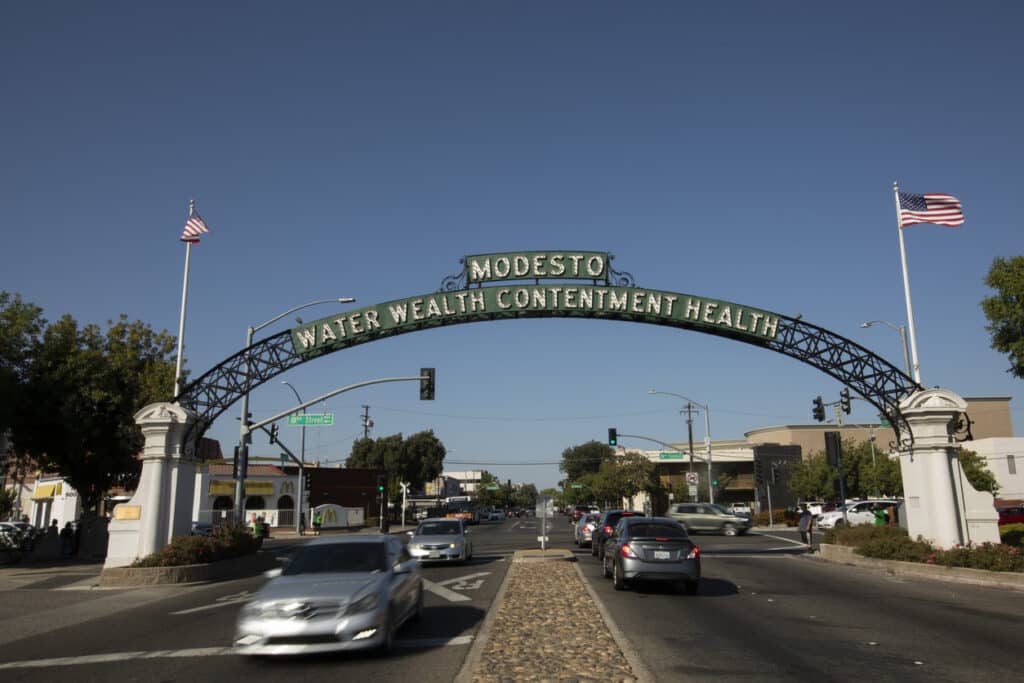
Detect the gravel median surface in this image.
<box><xmin>467</xmin><ymin>555</ymin><xmax>638</xmax><ymax>683</ymax></box>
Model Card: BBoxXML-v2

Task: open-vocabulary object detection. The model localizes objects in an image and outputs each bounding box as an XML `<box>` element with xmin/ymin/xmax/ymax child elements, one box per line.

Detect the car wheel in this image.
<box><xmin>602</xmin><ymin>554</ymin><xmax>612</xmax><ymax>578</ymax></box>
<box><xmin>681</xmin><ymin>580</ymin><xmax>699</xmax><ymax>595</ymax></box>
<box><xmin>612</xmin><ymin>560</ymin><xmax>628</xmax><ymax>591</ymax></box>
<box><xmin>834</xmin><ymin>520</ymin><xmax>845</xmax><ymax>528</ymax></box>
<box><xmin>722</xmin><ymin>524</ymin><xmax>738</xmax><ymax>536</ymax></box>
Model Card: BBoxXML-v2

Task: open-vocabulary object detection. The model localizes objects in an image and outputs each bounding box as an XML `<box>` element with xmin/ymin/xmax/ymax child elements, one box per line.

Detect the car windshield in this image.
<box><xmin>283</xmin><ymin>542</ymin><xmax>387</xmax><ymax>575</ymax></box>
<box><xmin>628</xmin><ymin>523</ymin><xmax>687</xmax><ymax>538</ymax></box>
<box><xmin>416</xmin><ymin>521</ymin><xmax>462</xmax><ymax>535</ymax></box>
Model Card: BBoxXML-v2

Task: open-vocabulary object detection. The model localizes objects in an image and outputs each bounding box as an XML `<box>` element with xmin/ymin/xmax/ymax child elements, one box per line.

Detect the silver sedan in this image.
<box><xmin>406</xmin><ymin>518</ymin><xmax>474</xmax><ymax>563</ymax></box>
<box><xmin>233</xmin><ymin>535</ymin><xmax>423</xmax><ymax>655</ymax></box>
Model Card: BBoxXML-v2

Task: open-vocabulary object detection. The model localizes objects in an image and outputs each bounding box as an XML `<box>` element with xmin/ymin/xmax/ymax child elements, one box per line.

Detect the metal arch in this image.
<box><xmin>175</xmin><ymin>304</ymin><xmax>921</xmax><ymax>453</ymax></box>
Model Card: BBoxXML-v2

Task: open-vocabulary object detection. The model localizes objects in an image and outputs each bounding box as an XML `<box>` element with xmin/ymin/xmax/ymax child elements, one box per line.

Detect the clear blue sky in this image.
<box><xmin>4</xmin><ymin>2</ymin><xmax>1022</xmax><ymax>491</ymax></box>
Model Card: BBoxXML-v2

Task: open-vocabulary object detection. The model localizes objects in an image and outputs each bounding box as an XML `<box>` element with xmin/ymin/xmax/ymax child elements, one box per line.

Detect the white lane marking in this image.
<box><xmin>751</xmin><ymin>532</ymin><xmax>809</xmax><ymax>547</ymax></box>
<box><xmin>435</xmin><ymin>572</ymin><xmax>491</xmax><ymax>588</ymax></box>
<box><xmin>0</xmin><ymin>637</ymin><xmax>476</xmax><ymax>669</ymax></box>
<box><xmin>170</xmin><ymin>590</ymin><xmax>252</xmax><ymax>615</ymax></box>
<box><xmin>422</xmin><ymin>578</ymin><xmax>472</xmax><ymax>602</ymax></box>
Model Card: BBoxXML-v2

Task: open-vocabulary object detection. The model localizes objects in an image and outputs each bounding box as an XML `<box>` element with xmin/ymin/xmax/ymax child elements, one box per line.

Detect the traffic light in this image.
<box><xmin>753</xmin><ymin>459</ymin><xmax>764</xmax><ymax>486</ymax></box>
<box><xmin>608</xmin><ymin>428</ymin><xmax>618</xmax><ymax>447</ymax></box>
<box><xmin>769</xmin><ymin>463</ymin><xmax>778</xmax><ymax>484</ymax></box>
<box><xmin>232</xmin><ymin>445</ymin><xmax>240</xmax><ymax>479</ymax></box>
<box><xmin>268</xmin><ymin>423</ymin><xmax>279</xmax><ymax>445</ymax></box>
<box><xmin>840</xmin><ymin>388</ymin><xmax>851</xmax><ymax>415</ymax></box>
<box><xmin>420</xmin><ymin>367</ymin><xmax>435</xmax><ymax>400</ymax></box>
<box><xmin>812</xmin><ymin>395</ymin><xmax>826</xmax><ymax>422</ymax></box>
<box><xmin>376</xmin><ymin>474</ymin><xmax>386</xmax><ymax>493</ymax></box>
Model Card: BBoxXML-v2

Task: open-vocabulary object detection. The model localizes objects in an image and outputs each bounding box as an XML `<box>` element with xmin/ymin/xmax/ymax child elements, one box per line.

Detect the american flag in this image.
<box><xmin>180</xmin><ymin>209</ymin><xmax>211</xmax><ymax>242</ymax></box>
<box><xmin>898</xmin><ymin>192</ymin><xmax>964</xmax><ymax>228</ymax></box>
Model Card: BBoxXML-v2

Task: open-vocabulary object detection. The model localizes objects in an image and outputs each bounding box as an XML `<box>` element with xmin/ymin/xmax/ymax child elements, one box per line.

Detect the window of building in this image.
<box><xmin>1008</xmin><ymin>454</ymin><xmax>1016</xmax><ymax>475</ymax></box>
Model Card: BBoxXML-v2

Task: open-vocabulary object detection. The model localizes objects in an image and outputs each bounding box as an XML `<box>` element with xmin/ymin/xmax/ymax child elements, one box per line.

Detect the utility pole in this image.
<box><xmin>685</xmin><ymin>402</ymin><xmax>695</xmax><ymax>474</ymax></box>
<box><xmin>361</xmin><ymin>405</ymin><xmax>373</xmax><ymax>439</ymax></box>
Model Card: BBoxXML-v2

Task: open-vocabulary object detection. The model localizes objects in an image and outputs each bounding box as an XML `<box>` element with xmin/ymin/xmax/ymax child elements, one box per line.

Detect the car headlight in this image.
<box><xmin>346</xmin><ymin>593</ymin><xmax>380</xmax><ymax>615</ymax></box>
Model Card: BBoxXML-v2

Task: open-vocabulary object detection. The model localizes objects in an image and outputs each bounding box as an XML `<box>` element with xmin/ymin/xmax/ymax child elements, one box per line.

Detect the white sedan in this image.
<box><xmin>816</xmin><ymin>499</ymin><xmax>898</xmax><ymax>529</ymax></box>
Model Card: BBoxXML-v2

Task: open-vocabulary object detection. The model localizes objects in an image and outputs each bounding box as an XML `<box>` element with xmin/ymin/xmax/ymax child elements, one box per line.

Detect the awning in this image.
<box><xmin>209</xmin><ymin>480</ymin><xmax>235</xmax><ymax>496</ymax></box>
<box><xmin>245</xmin><ymin>481</ymin><xmax>274</xmax><ymax>496</ymax></box>
<box><xmin>32</xmin><ymin>484</ymin><xmax>56</xmax><ymax>500</ymax></box>
<box><xmin>208</xmin><ymin>480</ymin><xmax>275</xmax><ymax>496</ymax></box>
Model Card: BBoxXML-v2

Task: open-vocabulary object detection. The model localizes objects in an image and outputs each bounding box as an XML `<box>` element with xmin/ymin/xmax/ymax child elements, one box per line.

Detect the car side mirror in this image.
<box><xmin>263</xmin><ymin>568</ymin><xmax>283</xmax><ymax>579</ymax></box>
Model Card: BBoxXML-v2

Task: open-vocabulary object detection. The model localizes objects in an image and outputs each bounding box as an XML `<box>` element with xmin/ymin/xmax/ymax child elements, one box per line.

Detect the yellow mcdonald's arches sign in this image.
<box><xmin>280</xmin><ymin>480</ymin><xmax>295</xmax><ymax>495</ymax></box>
<box><xmin>323</xmin><ymin>507</ymin><xmax>338</xmax><ymax>524</ymax></box>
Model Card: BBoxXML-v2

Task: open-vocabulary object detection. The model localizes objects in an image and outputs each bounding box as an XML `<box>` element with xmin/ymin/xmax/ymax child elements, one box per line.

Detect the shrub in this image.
<box><xmin>999</xmin><ymin>524</ymin><xmax>1024</xmax><ymax>548</ymax></box>
<box><xmin>132</xmin><ymin>523</ymin><xmax>260</xmax><ymax>567</ymax></box>
<box><xmin>822</xmin><ymin>523</ymin><xmax>890</xmax><ymax>547</ymax></box>
<box><xmin>934</xmin><ymin>542</ymin><xmax>1024</xmax><ymax>573</ymax></box>
<box><xmin>853</xmin><ymin>527</ymin><xmax>934</xmax><ymax>563</ymax></box>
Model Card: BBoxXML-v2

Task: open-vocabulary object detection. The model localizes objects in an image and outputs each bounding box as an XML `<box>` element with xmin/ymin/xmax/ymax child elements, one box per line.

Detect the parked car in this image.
<box><xmin>815</xmin><ymin>499</ymin><xmax>900</xmax><ymax>530</ymax></box>
<box><xmin>997</xmin><ymin>506</ymin><xmax>1024</xmax><ymax>525</ymax></box>
<box><xmin>190</xmin><ymin>522</ymin><xmax>213</xmax><ymax>536</ymax></box>
<box><xmin>573</xmin><ymin>512</ymin><xmax>601</xmax><ymax>547</ymax></box>
<box><xmin>727</xmin><ymin>503</ymin><xmax>752</xmax><ymax>517</ymax></box>
<box><xmin>233</xmin><ymin>534</ymin><xmax>423</xmax><ymax>655</ymax></box>
<box><xmin>488</xmin><ymin>508</ymin><xmax>505</xmax><ymax>522</ymax></box>
<box><xmin>591</xmin><ymin>510</ymin><xmax>644</xmax><ymax>559</ymax></box>
<box><xmin>601</xmin><ymin>516</ymin><xmax>701</xmax><ymax>594</ymax></box>
<box><xmin>0</xmin><ymin>522</ymin><xmax>39</xmax><ymax>551</ymax></box>
<box><xmin>666</xmin><ymin>503</ymin><xmax>752</xmax><ymax>536</ymax></box>
<box><xmin>406</xmin><ymin>518</ymin><xmax>473</xmax><ymax>563</ymax></box>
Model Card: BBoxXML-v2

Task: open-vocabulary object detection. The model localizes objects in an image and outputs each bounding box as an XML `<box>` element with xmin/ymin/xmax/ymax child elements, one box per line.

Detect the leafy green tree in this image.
<box><xmin>510</xmin><ymin>483</ymin><xmax>537</xmax><ymax>509</ymax></box>
<box><xmin>0</xmin><ymin>292</ymin><xmax>45</xmax><ymax>438</ymax></box>
<box><xmin>476</xmin><ymin>471</ymin><xmax>502</xmax><ymax>508</ymax></box>
<box><xmin>10</xmin><ymin>312</ymin><xmax>178</xmax><ymax>512</ymax></box>
<box><xmin>981</xmin><ymin>255</ymin><xmax>1024</xmax><ymax>379</ymax></box>
<box><xmin>958</xmin><ymin>448</ymin><xmax>999</xmax><ymax>495</ymax></box>
<box><xmin>345</xmin><ymin>430</ymin><xmax>446</xmax><ymax>499</ymax></box>
<box><xmin>559</xmin><ymin>440</ymin><xmax>613</xmax><ymax>482</ymax></box>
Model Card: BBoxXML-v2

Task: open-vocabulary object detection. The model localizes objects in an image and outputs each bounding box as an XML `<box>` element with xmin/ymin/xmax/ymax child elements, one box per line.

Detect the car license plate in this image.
<box><xmin>428</xmin><ymin>552</ymin><xmax>440</xmax><ymax>559</ymax></box>
<box><xmin>654</xmin><ymin>550</ymin><xmax>670</xmax><ymax>560</ymax></box>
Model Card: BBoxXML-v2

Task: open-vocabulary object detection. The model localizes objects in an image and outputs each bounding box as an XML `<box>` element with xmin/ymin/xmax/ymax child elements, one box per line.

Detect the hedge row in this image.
<box><xmin>822</xmin><ymin>524</ymin><xmax>1024</xmax><ymax>572</ymax></box>
<box><xmin>132</xmin><ymin>524</ymin><xmax>260</xmax><ymax>567</ymax></box>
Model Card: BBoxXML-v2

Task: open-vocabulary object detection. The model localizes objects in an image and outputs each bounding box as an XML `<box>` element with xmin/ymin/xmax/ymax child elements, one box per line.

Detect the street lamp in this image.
<box><xmin>649</xmin><ymin>389</ymin><xmax>714</xmax><ymax>504</ymax></box>
<box><xmin>861</xmin><ymin>320</ymin><xmax>911</xmax><ymax>379</ymax></box>
<box><xmin>236</xmin><ymin>297</ymin><xmax>356</xmax><ymax>520</ymax></box>
<box><xmin>281</xmin><ymin>380</ymin><xmax>307</xmax><ymax>535</ymax></box>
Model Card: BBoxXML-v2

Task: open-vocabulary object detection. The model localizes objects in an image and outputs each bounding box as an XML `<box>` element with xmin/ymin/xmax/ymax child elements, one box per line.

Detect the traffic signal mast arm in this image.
<box><xmin>242</xmin><ymin>374</ymin><xmax>433</xmax><ymax>436</ymax></box>
<box><xmin>609</xmin><ymin>432</ymin><xmax>710</xmax><ymax>462</ymax></box>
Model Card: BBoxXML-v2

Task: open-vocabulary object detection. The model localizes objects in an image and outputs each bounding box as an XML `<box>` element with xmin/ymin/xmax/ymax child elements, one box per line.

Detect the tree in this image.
<box><xmin>559</xmin><ymin>441</ymin><xmax>614</xmax><ymax>482</ymax></box>
<box><xmin>0</xmin><ymin>292</ymin><xmax>45</xmax><ymax>439</ymax></box>
<box><xmin>958</xmin><ymin>448</ymin><xmax>999</xmax><ymax>495</ymax></box>
<box><xmin>345</xmin><ymin>430</ymin><xmax>447</xmax><ymax>498</ymax></box>
<box><xmin>981</xmin><ymin>256</ymin><xmax>1024</xmax><ymax>379</ymax></box>
<box><xmin>476</xmin><ymin>471</ymin><xmax>502</xmax><ymax>508</ymax></box>
<box><xmin>9</xmin><ymin>311</ymin><xmax>179</xmax><ymax>512</ymax></box>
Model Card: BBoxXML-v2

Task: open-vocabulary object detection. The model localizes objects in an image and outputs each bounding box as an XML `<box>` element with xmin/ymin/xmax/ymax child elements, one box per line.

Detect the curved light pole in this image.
<box><xmin>281</xmin><ymin>380</ymin><xmax>307</xmax><ymax>535</ymax></box>
<box><xmin>861</xmin><ymin>320</ymin><xmax>911</xmax><ymax>379</ymax></box>
<box><xmin>236</xmin><ymin>297</ymin><xmax>356</xmax><ymax>519</ymax></box>
<box><xmin>649</xmin><ymin>389</ymin><xmax>714</xmax><ymax>504</ymax></box>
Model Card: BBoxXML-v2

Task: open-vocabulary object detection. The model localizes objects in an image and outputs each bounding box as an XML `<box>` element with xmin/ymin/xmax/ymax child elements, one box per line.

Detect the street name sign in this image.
<box><xmin>288</xmin><ymin>413</ymin><xmax>335</xmax><ymax>426</ymax></box>
<box><xmin>659</xmin><ymin>452</ymin><xmax>684</xmax><ymax>460</ymax></box>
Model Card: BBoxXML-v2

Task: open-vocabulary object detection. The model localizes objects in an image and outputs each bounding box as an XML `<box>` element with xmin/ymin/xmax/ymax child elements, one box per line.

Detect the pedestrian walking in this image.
<box><xmin>797</xmin><ymin>505</ymin><xmax>813</xmax><ymax>550</ymax></box>
<box><xmin>299</xmin><ymin>512</ymin><xmax>306</xmax><ymax>536</ymax></box>
<box><xmin>60</xmin><ymin>522</ymin><xmax>74</xmax><ymax>556</ymax></box>
<box><xmin>313</xmin><ymin>510</ymin><xmax>323</xmax><ymax>536</ymax></box>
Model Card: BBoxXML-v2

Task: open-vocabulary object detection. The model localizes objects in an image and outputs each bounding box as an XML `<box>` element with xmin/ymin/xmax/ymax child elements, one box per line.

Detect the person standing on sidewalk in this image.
<box><xmin>798</xmin><ymin>506</ymin><xmax>814</xmax><ymax>550</ymax></box>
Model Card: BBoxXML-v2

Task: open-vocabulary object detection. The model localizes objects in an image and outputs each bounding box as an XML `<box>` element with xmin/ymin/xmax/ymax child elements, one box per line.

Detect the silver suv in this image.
<box><xmin>666</xmin><ymin>503</ymin><xmax>752</xmax><ymax>536</ymax></box>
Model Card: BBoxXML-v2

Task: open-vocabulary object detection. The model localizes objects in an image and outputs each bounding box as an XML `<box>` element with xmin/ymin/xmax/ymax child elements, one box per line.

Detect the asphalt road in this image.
<box><xmin>0</xmin><ymin>519</ymin><xmax>521</xmax><ymax>682</ymax></box>
<box><xmin>1</xmin><ymin>518</ymin><xmax>1022</xmax><ymax>682</ymax></box>
<box><xmin>574</xmin><ymin>524</ymin><xmax>1024</xmax><ymax>682</ymax></box>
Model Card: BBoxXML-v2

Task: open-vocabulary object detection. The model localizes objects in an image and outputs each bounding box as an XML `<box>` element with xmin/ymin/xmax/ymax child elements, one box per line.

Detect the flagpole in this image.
<box><xmin>893</xmin><ymin>181</ymin><xmax>923</xmax><ymax>384</ymax></box>
<box><xmin>173</xmin><ymin>200</ymin><xmax>195</xmax><ymax>400</ymax></box>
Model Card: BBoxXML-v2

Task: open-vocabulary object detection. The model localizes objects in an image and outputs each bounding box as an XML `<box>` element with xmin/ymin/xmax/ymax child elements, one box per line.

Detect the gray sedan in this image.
<box><xmin>601</xmin><ymin>517</ymin><xmax>701</xmax><ymax>594</ymax></box>
<box><xmin>407</xmin><ymin>518</ymin><xmax>473</xmax><ymax>563</ymax></box>
<box><xmin>233</xmin><ymin>535</ymin><xmax>423</xmax><ymax>655</ymax></box>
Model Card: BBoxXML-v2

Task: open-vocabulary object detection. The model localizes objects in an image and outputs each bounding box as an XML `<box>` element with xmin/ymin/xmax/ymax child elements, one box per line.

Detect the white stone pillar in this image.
<box><xmin>104</xmin><ymin>402</ymin><xmax>199</xmax><ymax>568</ymax></box>
<box><xmin>898</xmin><ymin>389</ymin><xmax>1000</xmax><ymax>549</ymax></box>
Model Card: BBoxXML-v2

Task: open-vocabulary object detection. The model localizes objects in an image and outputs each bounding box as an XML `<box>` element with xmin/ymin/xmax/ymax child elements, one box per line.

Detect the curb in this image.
<box><xmin>98</xmin><ymin>551</ymin><xmax>280</xmax><ymax>587</ymax></box>
<box><xmin>452</xmin><ymin>548</ymin><xmax>518</xmax><ymax>683</ymax></box>
<box><xmin>574</xmin><ymin>557</ymin><xmax>655</xmax><ymax>683</ymax></box>
<box><xmin>813</xmin><ymin>543</ymin><xmax>1024</xmax><ymax>591</ymax></box>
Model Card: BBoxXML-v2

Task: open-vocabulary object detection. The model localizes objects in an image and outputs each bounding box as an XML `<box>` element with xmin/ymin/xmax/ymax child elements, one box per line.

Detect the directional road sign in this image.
<box><xmin>288</xmin><ymin>413</ymin><xmax>334</xmax><ymax>426</ymax></box>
